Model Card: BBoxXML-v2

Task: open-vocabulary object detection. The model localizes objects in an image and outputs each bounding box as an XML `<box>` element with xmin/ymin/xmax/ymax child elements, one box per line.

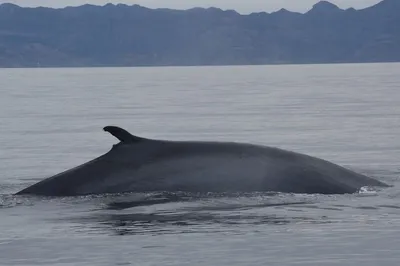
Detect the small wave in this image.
<box><xmin>0</xmin><ymin>194</ymin><xmax>34</xmax><ymax>209</ymax></box>
<box><xmin>358</xmin><ymin>186</ymin><xmax>379</xmax><ymax>196</ymax></box>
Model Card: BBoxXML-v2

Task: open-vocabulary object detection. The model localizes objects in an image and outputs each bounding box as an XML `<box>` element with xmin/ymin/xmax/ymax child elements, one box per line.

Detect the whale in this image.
<box><xmin>16</xmin><ymin>126</ymin><xmax>389</xmax><ymax>196</ymax></box>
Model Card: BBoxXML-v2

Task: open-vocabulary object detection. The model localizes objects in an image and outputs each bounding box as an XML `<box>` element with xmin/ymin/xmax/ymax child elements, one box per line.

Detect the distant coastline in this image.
<box><xmin>0</xmin><ymin>0</ymin><xmax>398</xmax><ymax>68</ymax></box>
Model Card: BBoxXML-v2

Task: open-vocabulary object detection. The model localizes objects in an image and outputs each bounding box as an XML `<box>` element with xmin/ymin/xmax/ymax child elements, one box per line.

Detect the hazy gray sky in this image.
<box><xmin>0</xmin><ymin>0</ymin><xmax>382</xmax><ymax>13</ymax></box>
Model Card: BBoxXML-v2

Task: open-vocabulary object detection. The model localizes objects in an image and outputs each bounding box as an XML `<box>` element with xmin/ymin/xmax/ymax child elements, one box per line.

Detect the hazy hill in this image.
<box><xmin>0</xmin><ymin>0</ymin><xmax>399</xmax><ymax>67</ymax></box>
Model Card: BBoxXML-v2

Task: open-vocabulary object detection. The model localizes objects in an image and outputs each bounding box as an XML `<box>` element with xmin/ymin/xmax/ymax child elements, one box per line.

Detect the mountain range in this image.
<box><xmin>0</xmin><ymin>0</ymin><xmax>399</xmax><ymax>67</ymax></box>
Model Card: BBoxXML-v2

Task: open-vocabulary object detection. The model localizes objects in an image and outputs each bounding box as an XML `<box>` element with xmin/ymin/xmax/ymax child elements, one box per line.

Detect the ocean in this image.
<box><xmin>1</xmin><ymin>63</ymin><xmax>400</xmax><ymax>265</ymax></box>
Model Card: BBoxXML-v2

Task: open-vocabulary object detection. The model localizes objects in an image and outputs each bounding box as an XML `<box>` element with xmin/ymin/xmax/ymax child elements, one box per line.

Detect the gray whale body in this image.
<box><xmin>16</xmin><ymin>126</ymin><xmax>389</xmax><ymax>196</ymax></box>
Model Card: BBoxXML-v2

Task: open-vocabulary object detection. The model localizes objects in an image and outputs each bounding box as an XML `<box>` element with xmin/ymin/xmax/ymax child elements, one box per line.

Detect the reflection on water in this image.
<box><xmin>63</xmin><ymin>192</ymin><xmax>326</xmax><ymax>235</ymax></box>
<box><xmin>30</xmin><ymin>189</ymin><xmax>393</xmax><ymax>237</ymax></box>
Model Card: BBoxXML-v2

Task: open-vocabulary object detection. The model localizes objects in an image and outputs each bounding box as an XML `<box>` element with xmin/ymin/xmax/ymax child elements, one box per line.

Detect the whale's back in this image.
<box><xmin>16</xmin><ymin>127</ymin><xmax>389</xmax><ymax>196</ymax></box>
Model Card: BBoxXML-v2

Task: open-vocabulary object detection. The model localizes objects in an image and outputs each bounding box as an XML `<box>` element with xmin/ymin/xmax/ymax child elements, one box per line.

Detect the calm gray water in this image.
<box><xmin>1</xmin><ymin>63</ymin><xmax>400</xmax><ymax>265</ymax></box>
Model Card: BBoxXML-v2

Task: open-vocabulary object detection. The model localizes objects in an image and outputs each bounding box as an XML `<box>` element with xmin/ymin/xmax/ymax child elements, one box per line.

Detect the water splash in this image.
<box><xmin>358</xmin><ymin>186</ymin><xmax>378</xmax><ymax>196</ymax></box>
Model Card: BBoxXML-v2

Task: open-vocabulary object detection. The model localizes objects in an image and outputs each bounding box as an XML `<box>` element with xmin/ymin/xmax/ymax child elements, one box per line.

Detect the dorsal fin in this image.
<box><xmin>103</xmin><ymin>126</ymin><xmax>145</xmax><ymax>143</ymax></box>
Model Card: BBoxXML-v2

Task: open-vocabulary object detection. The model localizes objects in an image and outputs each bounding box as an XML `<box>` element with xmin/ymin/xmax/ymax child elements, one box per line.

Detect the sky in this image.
<box><xmin>0</xmin><ymin>0</ymin><xmax>383</xmax><ymax>14</ymax></box>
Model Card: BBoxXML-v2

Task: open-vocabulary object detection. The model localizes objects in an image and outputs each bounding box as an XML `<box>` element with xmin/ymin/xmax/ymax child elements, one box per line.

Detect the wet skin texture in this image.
<box><xmin>16</xmin><ymin>126</ymin><xmax>389</xmax><ymax>196</ymax></box>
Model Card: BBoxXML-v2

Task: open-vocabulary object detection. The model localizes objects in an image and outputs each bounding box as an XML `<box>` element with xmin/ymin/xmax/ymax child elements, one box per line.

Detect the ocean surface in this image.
<box><xmin>1</xmin><ymin>63</ymin><xmax>400</xmax><ymax>266</ymax></box>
